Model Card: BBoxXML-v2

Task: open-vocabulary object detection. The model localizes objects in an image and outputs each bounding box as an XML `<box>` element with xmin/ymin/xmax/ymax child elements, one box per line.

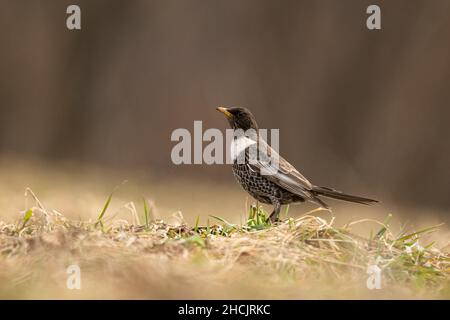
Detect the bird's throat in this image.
<box><xmin>230</xmin><ymin>136</ymin><xmax>257</xmax><ymax>162</ymax></box>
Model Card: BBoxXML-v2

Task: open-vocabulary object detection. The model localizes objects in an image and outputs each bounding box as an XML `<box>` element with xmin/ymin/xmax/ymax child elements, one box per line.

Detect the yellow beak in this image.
<box><xmin>216</xmin><ymin>106</ymin><xmax>233</xmax><ymax>118</ymax></box>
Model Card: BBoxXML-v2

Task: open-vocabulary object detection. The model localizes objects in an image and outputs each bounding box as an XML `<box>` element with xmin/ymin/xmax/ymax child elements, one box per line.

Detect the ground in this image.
<box><xmin>0</xmin><ymin>159</ymin><xmax>449</xmax><ymax>299</ymax></box>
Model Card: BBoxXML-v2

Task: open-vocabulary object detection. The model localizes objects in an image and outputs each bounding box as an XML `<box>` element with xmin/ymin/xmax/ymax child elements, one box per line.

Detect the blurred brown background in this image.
<box><xmin>0</xmin><ymin>0</ymin><xmax>449</xmax><ymax>218</ymax></box>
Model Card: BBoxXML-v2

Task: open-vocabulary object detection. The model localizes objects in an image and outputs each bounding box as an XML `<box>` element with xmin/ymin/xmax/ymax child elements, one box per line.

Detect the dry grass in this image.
<box><xmin>0</xmin><ymin>188</ymin><xmax>449</xmax><ymax>299</ymax></box>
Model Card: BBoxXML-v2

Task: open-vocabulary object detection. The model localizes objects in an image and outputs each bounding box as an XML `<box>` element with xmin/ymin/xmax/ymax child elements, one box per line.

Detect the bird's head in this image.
<box><xmin>216</xmin><ymin>106</ymin><xmax>259</xmax><ymax>131</ymax></box>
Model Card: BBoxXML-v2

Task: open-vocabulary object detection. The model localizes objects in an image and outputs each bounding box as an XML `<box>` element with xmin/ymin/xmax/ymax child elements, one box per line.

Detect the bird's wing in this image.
<box><xmin>248</xmin><ymin>139</ymin><xmax>314</xmax><ymax>199</ymax></box>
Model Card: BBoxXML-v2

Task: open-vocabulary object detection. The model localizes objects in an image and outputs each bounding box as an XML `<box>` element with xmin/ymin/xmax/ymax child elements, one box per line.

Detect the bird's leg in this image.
<box><xmin>269</xmin><ymin>199</ymin><xmax>281</xmax><ymax>223</ymax></box>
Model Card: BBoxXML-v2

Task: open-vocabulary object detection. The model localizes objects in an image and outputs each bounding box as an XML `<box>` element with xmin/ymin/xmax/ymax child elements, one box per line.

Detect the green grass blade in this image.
<box><xmin>95</xmin><ymin>191</ymin><xmax>114</xmax><ymax>228</ymax></box>
<box><xmin>375</xmin><ymin>213</ymin><xmax>392</xmax><ymax>238</ymax></box>
<box><xmin>21</xmin><ymin>208</ymin><xmax>33</xmax><ymax>228</ymax></box>
<box><xmin>194</xmin><ymin>215</ymin><xmax>200</xmax><ymax>233</ymax></box>
<box><xmin>395</xmin><ymin>224</ymin><xmax>443</xmax><ymax>243</ymax></box>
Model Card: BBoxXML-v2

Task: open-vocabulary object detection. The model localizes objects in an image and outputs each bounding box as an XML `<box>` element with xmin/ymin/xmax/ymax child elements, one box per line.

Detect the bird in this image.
<box><xmin>216</xmin><ymin>106</ymin><xmax>378</xmax><ymax>222</ymax></box>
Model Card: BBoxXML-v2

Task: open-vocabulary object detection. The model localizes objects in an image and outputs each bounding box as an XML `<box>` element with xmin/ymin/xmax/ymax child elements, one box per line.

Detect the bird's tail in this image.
<box><xmin>312</xmin><ymin>186</ymin><xmax>378</xmax><ymax>206</ymax></box>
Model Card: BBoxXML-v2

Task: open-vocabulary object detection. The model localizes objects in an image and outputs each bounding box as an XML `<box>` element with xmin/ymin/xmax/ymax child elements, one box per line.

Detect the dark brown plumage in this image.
<box><xmin>217</xmin><ymin>106</ymin><xmax>378</xmax><ymax>222</ymax></box>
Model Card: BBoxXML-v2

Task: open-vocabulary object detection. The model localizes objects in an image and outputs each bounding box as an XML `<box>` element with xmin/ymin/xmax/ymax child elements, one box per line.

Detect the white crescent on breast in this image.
<box><xmin>230</xmin><ymin>136</ymin><xmax>257</xmax><ymax>162</ymax></box>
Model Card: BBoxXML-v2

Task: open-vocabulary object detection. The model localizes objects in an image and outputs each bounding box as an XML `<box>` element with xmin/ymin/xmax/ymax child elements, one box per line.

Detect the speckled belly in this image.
<box><xmin>232</xmin><ymin>163</ymin><xmax>299</xmax><ymax>205</ymax></box>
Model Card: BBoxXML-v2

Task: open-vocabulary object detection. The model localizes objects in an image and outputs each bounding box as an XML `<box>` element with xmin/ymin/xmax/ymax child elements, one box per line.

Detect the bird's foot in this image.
<box><xmin>268</xmin><ymin>213</ymin><xmax>281</xmax><ymax>224</ymax></box>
